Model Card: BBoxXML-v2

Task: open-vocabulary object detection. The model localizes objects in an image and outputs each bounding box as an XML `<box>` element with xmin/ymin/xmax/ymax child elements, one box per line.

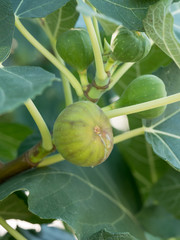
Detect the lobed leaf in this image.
<box><xmin>144</xmin><ymin>63</ymin><xmax>180</xmax><ymax>171</ymax></box>
<box><xmin>45</xmin><ymin>0</ymin><xmax>79</xmax><ymax>41</ymax></box>
<box><xmin>11</xmin><ymin>0</ymin><xmax>70</xmax><ymax>18</ymax></box>
<box><xmin>0</xmin><ymin>122</ymin><xmax>32</xmax><ymax>162</ymax></box>
<box><xmin>0</xmin><ymin>0</ymin><xmax>15</xmax><ymax>62</ymax></box>
<box><xmin>87</xmin><ymin>0</ymin><xmax>159</xmax><ymax>31</ymax></box>
<box><xmin>138</xmin><ymin>205</ymin><xmax>180</xmax><ymax>238</ymax></box>
<box><xmin>88</xmin><ymin>230</ymin><xmax>138</xmax><ymax>240</ymax></box>
<box><xmin>0</xmin><ymin>149</ymin><xmax>145</xmax><ymax>240</ymax></box>
<box><xmin>144</xmin><ymin>0</ymin><xmax>180</xmax><ymax>68</ymax></box>
<box><xmin>0</xmin><ymin>191</ymin><xmax>52</xmax><ymax>224</ymax></box>
<box><xmin>2</xmin><ymin>225</ymin><xmax>75</xmax><ymax>240</ymax></box>
<box><xmin>0</xmin><ymin>66</ymin><xmax>57</xmax><ymax>115</ymax></box>
<box><xmin>150</xmin><ymin>169</ymin><xmax>180</xmax><ymax>219</ymax></box>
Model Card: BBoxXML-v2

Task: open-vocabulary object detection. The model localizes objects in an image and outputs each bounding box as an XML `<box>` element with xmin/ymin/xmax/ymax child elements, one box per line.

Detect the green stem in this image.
<box><xmin>105</xmin><ymin>93</ymin><xmax>180</xmax><ymax>119</ymax></box>
<box><xmin>114</xmin><ymin>127</ymin><xmax>145</xmax><ymax>144</ymax></box>
<box><xmin>38</xmin><ymin>153</ymin><xmax>64</xmax><ymax>167</ymax></box>
<box><xmin>109</xmin><ymin>62</ymin><xmax>135</xmax><ymax>89</ymax></box>
<box><xmin>15</xmin><ymin>16</ymin><xmax>83</xmax><ymax>98</ymax></box>
<box><xmin>0</xmin><ymin>217</ymin><xmax>27</xmax><ymax>240</ymax></box>
<box><xmin>42</xmin><ymin>19</ymin><xmax>73</xmax><ymax>106</ymax></box>
<box><xmin>92</xmin><ymin>16</ymin><xmax>103</xmax><ymax>53</ymax></box>
<box><xmin>78</xmin><ymin>70</ymin><xmax>89</xmax><ymax>88</ymax></box>
<box><xmin>24</xmin><ymin>99</ymin><xmax>53</xmax><ymax>151</ymax></box>
<box><xmin>83</xmin><ymin>16</ymin><xmax>107</xmax><ymax>85</ymax></box>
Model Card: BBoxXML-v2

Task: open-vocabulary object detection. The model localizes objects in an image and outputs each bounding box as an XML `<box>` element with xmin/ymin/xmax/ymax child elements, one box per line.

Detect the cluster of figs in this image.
<box><xmin>53</xmin><ymin>25</ymin><xmax>167</xmax><ymax>167</ymax></box>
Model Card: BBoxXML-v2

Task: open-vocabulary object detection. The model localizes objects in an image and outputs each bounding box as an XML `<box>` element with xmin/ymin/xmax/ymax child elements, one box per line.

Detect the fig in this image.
<box><xmin>118</xmin><ymin>75</ymin><xmax>167</xmax><ymax>119</ymax></box>
<box><xmin>56</xmin><ymin>28</ymin><xmax>94</xmax><ymax>71</ymax></box>
<box><xmin>110</xmin><ymin>26</ymin><xmax>151</xmax><ymax>62</ymax></box>
<box><xmin>53</xmin><ymin>101</ymin><xmax>114</xmax><ymax>167</ymax></box>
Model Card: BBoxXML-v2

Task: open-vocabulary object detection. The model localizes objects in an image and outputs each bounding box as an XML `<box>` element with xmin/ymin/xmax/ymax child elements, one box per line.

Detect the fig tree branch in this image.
<box><xmin>0</xmin><ymin>143</ymin><xmax>55</xmax><ymax>184</ymax></box>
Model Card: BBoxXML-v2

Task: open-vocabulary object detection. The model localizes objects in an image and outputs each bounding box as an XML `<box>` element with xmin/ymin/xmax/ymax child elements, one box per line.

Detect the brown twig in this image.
<box><xmin>0</xmin><ymin>143</ymin><xmax>56</xmax><ymax>184</ymax></box>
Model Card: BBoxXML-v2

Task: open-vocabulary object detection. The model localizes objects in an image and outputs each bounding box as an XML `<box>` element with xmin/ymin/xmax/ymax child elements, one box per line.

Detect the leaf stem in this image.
<box><xmin>38</xmin><ymin>153</ymin><xmax>64</xmax><ymax>167</ymax></box>
<box><xmin>83</xmin><ymin>15</ymin><xmax>107</xmax><ymax>85</ymax></box>
<box><xmin>0</xmin><ymin>217</ymin><xmax>27</xmax><ymax>240</ymax></box>
<box><xmin>24</xmin><ymin>99</ymin><xmax>53</xmax><ymax>151</ymax></box>
<box><xmin>109</xmin><ymin>62</ymin><xmax>135</xmax><ymax>89</ymax></box>
<box><xmin>15</xmin><ymin>16</ymin><xmax>83</xmax><ymax>97</ymax></box>
<box><xmin>105</xmin><ymin>93</ymin><xmax>180</xmax><ymax>119</ymax></box>
<box><xmin>114</xmin><ymin>127</ymin><xmax>145</xmax><ymax>144</ymax></box>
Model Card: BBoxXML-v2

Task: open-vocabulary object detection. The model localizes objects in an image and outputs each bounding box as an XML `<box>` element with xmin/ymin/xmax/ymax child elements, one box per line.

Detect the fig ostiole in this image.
<box><xmin>56</xmin><ymin>28</ymin><xmax>94</xmax><ymax>71</ymax></box>
<box><xmin>110</xmin><ymin>26</ymin><xmax>151</xmax><ymax>63</ymax></box>
<box><xmin>53</xmin><ymin>101</ymin><xmax>114</xmax><ymax>167</ymax></box>
<box><xmin>117</xmin><ymin>75</ymin><xmax>167</xmax><ymax>119</ymax></box>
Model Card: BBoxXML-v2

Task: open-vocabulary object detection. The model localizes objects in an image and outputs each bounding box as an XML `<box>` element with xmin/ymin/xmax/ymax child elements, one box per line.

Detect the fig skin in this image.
<box><xmin>56</xmin><ymin>28</ymin><xmax>94</xmax><ymax>71</ymax></box>
<box><xmin>119</xmin><ymin>75</ymin><xmax>167</xmax><ymax>119</ymax></box>
<box><xmin>53</xmin><ymin>101</ymin><xmax>114</xmax><ymax>167</ymax></box>
<box><xmin>111</xmin><ymin>26</ymin><xmax>151</xmax><ymax>62</ymax></box>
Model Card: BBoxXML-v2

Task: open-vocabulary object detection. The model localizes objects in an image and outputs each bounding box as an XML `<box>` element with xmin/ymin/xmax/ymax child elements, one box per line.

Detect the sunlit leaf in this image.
<box><xmin>144</xmin><ymin>0</ymin><xmax>180</xmax><ymax>68</ymax></box>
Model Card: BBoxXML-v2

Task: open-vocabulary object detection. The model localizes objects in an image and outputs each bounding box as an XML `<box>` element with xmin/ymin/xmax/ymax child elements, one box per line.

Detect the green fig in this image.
<box><xmin>53</xmin><ymin>101</ymin><xmax>114</xmax><ymax>167</ymax></box>
<box><xmin>56</xmin><ymin>28</ymin><xmax>94</xmax><ymax>71</ymax></box>
<box><xmin>118</xmin><ymin>75</ymin><xmax>167</xmax><ymax>119</ymax></box>
<box><xmin>111</xmin><ymin>26</ymin><xmax>151</xmax><ymax>62</ymax></box>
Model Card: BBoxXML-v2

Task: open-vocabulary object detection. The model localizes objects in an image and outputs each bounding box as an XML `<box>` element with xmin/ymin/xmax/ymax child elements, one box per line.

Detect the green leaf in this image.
<box><xmin>0</xmin><ymin>149</ymin><xmax>145</xmax><ymax>240</ymax></box>
<box><xmin>138</xmin><ymin>205</ymin><xmax>180</xmax><ymax>238</ymax></box>
<box><xmin>114</xmin><ymin>45</ymin><xmax>172</xmax><ymax>96</ymax></box>
<box><xmin>0</xmin><ymin>122</ymin><xmax>32</xmax><ymax>162</ymax></box>
<box><xmin>171</xmin><ymin>1</ymin><xmax>180</xmax><ymax>41</ymax></box>
<box><xmin>0</xmin><ymin>0</ymin><xmax>15</xmax><ymax>62</ymax></box>
<box><xmin>45</xmin><ymin>0</ymin><xmax>79</xmax><ymax>41</ymax></box>
<box><xmin>150</xmin><ymin>169</ymin><xmax>180</xmax><ymax>219</ymax></box>
<box><xmin>1</xmin><ymin>225</ymin><xmax>75</xmax><ymax>240</ymax></box>
<box><xmin>144</xmin><ymin>0</ymin><xmax>180</xmax><ymax>68</ymax></box>
<box><xmin>87</xmin><ymin>0</ymin><xmax>159</xmax><ymax>31</ymax></box>
<box><xmin>144</xmin><ymin>63</ymin><xmax>180</xmax><ymax>171</ymax></box>
<box><xmin>0</xmin><ymin>66</ymin><xmax>57</xmax><ymax>115</ymax></box>
<box><xmin>117</xmin><ymin>117</ymin><xmax>169</xmax><ymax>200</ymax></box>
<box><xmin>88</xmin><ymin>230</ymin><xmax>138</xmax><ymax>240</ymax></box>
<box><xmin>0</xmin><ymin>191</ymin><xmax>52</xmax><ymax>224</ymax></box>
<box><xmin>11</xmin><ymin>0</ymin><xmax>70</xmax><ymax>18</ymax></box>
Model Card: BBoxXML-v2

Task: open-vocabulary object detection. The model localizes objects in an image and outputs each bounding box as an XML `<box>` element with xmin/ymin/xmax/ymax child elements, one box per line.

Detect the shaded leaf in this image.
<box><xmin>45</xmin><ymin>0</ymin><xmax>79</xmax><ymax>41</ymax></box>
<box><xmin>88</xmin><ymin>230</ymin><xmax>138</xmax><ymax>240</ymax></box>
<box><xmin>11</xmin><ymin>0</ymin><xmax>70</xmax><ymax>18</ymax></box>
<box><xmin>1</xmin><ymin>225</ymin><xmax>75</xmax><ymax>240</ymax></box>
<box><xmin>0</xmin><ymin>191</ymin><xmax>52</xmax><ymax>224</ymax></box>
<box><xmin>138</xmin><ymin>205</ymin><xmax>180</xmax><ymax>238</ymax></box>
<box><xmin>0</xmin><ymin>122</ymin><xmax>32</xmax><ymax>162</ymax></box>
<box><xmin>118</xmin><ymin>116</ymin><xmax>169</xmax><ymax>200</ymax></box>
<box><xmin>150</xmin><ymin>169</ymin><xmax>180</xmax><ymax>219</ymax></box>
<box><xmin>144</xmin><ymin>0</ymin><xmax>180</xmax><ymax>68</ymax></box>
<box><xmin>144</xmin><ymin>63</ymin><xmax>180</xmax><ymax>171</ymax></box>
<box><xmin>0</xmin><ymin>0</ymin><xmax>15</xmax><ymax>62</ymax></box>
<box><xmin>87</xmin><ymin>0</ymin><xmax>159</xmax><ymax>31</ymax></box>
<box><xmin>0</xmin><ymin>149</ymin><xmax>145</xmax><ymax>240</ymax></box>
<box><xmin>0</xmin><ymin>66</ymin><xmax>57</xmax><ymax>115</ymax></box>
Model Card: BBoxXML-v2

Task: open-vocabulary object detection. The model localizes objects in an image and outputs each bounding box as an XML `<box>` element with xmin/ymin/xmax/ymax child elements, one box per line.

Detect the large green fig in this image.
<box><xmin>118</xmin><ymin>75</ymin><xmax>167</xmax><ymax>119</ymax></box>
<box><xmin>111</xmin><ymin>26</ymin><xmax>151</xmax><ymax>62</ymax></box>
<box><xmin>56</xmin><ymin>28</ymin><xmax>94</xmax><ymax>71</ymax></box>
<box><xmin>53</xmin><ymin>101</ymin><xmax>114</xmax><ymax>167</ymax></box>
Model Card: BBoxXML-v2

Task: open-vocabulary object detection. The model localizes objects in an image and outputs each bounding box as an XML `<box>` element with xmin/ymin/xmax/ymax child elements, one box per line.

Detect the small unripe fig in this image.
<box><xmin>56</xmin><ymin>28</ymin><xmax>94</xmax><ymax>71</ymax></box>
<box><xmin>111</xmin><ymin>26</ymin><xmax>151</xmax><ymax>62</ymax></box>
<box><xmin>53</xmin><ymin>101</ymin><xmax>114</xmax><ymax>167</ymax></box>
<box><xmin>119</xmin><ymin>75</ymin><xmax>167</xmax><ymax>119</ymax></box>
